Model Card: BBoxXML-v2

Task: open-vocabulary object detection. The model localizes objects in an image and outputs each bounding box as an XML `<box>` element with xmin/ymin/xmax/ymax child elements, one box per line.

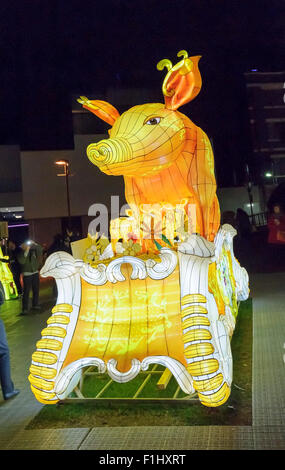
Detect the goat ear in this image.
<box><xmin>77</xmin><ymin>97</ymin><xmax>120</xmax><ymax>126</ymax></box>
<box><xmin>157</xmin><ymin>51</ymin><xmax>202</xmax><ymax>111</ymax></box>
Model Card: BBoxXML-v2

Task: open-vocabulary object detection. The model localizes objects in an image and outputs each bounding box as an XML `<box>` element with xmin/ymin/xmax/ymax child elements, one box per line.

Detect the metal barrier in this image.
<box><xmin>249</xmin><ymin>212</ymin><xmax>268</xmax><ymax>227</ymax></box>
<box><xmin>61</xmin><ymin>365</ymin><xmax>198</xmax><ymax>404</ymax></box>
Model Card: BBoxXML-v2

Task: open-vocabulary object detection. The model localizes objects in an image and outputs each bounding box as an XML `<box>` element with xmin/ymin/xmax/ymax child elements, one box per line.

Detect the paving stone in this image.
<box><xmin>79</xmin><ymin>425</ymin><xmax>254</xmax><ymax>450</ymax></box>
<box><xmin>252</xmin><ymin>273</ymin><xmax>285</xmax><ymax>429</ymax></box>
<box><xmin>5</xmin><ymin>428</ymin><xmax>90</xmax><ymax>450</ymax></box>
<box><xmin>253</xmin><ymin>426</ymin><xmax>285</xmax><ymax>450</ymax></box>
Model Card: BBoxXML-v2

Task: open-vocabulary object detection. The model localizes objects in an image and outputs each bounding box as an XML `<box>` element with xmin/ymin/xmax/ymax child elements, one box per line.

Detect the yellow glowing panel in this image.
<box><xmin>208</xmin><ymin>247</ymin><xmax>238</xmax><ymax>320</ymax></box>
<box><xmin>61</xmin><ymin>264</ymin><xmax>186</xmax><ymax>373</ymax></box>
<box><xmin>0</xmin><ymin>247</ymin><xmax>18</xmax><ymax>300</ymax></box>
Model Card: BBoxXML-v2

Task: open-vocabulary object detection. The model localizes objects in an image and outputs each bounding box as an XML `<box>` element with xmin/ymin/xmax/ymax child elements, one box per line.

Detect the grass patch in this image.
<box><xmin>27</xmin><ymin>298</ymin><xmax>252</xmax><ymax>429</ymax></box>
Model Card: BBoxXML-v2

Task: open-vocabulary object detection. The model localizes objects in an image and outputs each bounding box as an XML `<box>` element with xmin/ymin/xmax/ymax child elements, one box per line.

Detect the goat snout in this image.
<box><xmin>87</xmin><ymin>138</ymin><xmax>132</xmax><ymax>168</ymax></box>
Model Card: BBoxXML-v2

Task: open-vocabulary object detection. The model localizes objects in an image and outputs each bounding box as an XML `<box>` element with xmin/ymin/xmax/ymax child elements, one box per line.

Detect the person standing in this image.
<box><xmin>267</xmin><ymin>204</ymin><xmax>285</xmax><ymax>270</ymax></box>
<box><xmin>17</xmin><ymin>240</ymin><xmax>43</xmax><ymax>315</ymax></box>
<box><xmin>47</xmin><ymin>233</ymin><xmax>64</xmax><ymax>256</ymax></box>
<box><xmin>235</xmin><ymin>208</ymin><xmax>252</xmax><ymax>239</ymax></box>
<box><xmin>0</xmin><ymin>282</ymin><xmax>20</xmax><ymax>400</ymax></box>
<box><xmin>267</xmin><ymin>204</ymin><xmax>285</xmax><ymax>245</ymax></box>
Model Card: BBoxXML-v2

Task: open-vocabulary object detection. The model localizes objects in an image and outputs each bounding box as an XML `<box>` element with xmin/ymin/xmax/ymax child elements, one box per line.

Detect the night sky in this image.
<box><xmin>1</xmin><ymin>0</ymin><xmax>284</xmax><ymax>186</ymax></box>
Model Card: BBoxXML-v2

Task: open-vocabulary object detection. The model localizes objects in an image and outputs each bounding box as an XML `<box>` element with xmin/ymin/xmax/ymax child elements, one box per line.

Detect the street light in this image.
<box><xmin>55</xmin><ymin>159</ymin><xmax>71</xmax><ymax>224</ymax></box>
<box><xmin>245</xmin><ymin>163</ymin><xmax>254</xmax><ymax>220</ymax></box>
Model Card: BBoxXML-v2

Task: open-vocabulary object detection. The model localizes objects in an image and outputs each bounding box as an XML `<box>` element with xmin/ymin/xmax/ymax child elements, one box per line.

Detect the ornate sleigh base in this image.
<box><xmin>29</xmin><ymin>224</ymin><xmax>249</xmax><ymax>407</ymax></box>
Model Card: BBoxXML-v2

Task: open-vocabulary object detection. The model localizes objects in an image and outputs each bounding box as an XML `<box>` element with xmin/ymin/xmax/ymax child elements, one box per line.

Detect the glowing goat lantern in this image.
<box><xmin>29</xmin><ymin>51</ymin><xmax>249</xmax><ymax>407</ymax></box>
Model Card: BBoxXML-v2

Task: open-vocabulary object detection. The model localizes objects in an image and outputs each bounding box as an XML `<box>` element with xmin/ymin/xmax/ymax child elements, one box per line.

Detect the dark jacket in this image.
<box><xmin>17</xmin><ymin>244</ymin><xmax>43</xmax><ymax>273</ymax></box>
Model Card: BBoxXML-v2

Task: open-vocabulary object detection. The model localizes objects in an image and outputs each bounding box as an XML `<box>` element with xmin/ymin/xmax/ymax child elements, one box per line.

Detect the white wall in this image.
<box><xmin>217</xmin><ymin>185</ymin><xmax>265</xmax><ymax>216</ymax></box>
<box><xmin>20</xmin><ymin>134</ymin><xmax>126</xmax><ymax>219</ymax></box>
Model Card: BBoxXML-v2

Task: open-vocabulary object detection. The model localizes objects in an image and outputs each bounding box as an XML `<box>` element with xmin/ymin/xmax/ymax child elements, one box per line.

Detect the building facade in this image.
<box><xmin>244</xmin><ymin>70</ymin><xmax>285</xmax><ymax>208</ymax></box>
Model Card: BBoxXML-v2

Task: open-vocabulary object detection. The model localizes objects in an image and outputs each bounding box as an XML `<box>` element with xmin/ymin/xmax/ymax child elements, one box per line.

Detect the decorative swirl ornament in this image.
<box><xmin>156</xmin><ymin>58</ymin><xmax>173</xmax><ymax>71</ymax></box>
<box><xmin>177</xmin><ymin>49</ymin><xmax>188</xmax><ymax>59</ymax></box>
<box><xmin>157</xmin><ymin>59</ymin><xmax>175</xmax><ymax>97</ymax></box>
<box><xmin>145</xmin><ymin>248</ymin><xmax>177</xmax><ymax>279</ymax></box>
<box><xmin>41</xmin><ymin>249</ymin><xmax>177</xmax><ymax>285</ymax></box>
<box><xmin>75</xmin><ymin>260</ymin><xmax>107</xmax><ymax>286</ymax></box>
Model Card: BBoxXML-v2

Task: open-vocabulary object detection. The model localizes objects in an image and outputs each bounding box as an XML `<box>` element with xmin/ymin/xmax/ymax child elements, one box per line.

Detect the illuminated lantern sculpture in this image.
<box><xmin>0</xmin><ymin>246</ymin><xmax>18</xmax><ymax>300</ymax></box>
<box><xmin>29</xmin><ymin>51</ymin><xmax>249</xmax><ymax>407</ymax></box>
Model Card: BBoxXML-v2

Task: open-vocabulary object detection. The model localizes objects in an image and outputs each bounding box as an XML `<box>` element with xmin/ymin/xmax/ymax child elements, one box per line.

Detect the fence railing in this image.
<box><xmin>249</xmin><ymin>211</ymin><xmax>268</xmax><ymax>227</ymax></box>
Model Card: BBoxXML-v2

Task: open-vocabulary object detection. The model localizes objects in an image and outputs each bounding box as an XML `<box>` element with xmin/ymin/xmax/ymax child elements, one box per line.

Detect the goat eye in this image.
<box><xmin>146</xmin><ymin>117</ymin><xmax>161</xmax><ymax>125</ymax></box>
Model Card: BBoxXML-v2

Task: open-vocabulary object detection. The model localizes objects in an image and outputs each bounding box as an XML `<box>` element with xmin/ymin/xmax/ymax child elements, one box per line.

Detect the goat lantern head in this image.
<box><xmin>78</xmin><ymin>50</ymin><xmax>220</xmax><ymax>241</ymax></box>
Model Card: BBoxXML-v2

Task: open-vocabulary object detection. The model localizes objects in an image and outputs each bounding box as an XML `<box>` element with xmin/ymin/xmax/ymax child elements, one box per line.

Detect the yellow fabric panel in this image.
<box><xmin>187</xmin><ymin>358</ymin><xmax>219</xmax><ymax>376</ymax></box>
<box><xmin>32</xmin><ymin>351</ymin><xmax>57</xmax><ymax>366</ymax></box>
<box><xmin>36</xmin><ymin>338</ymin><xmax>63</xmax><ymax>351</ymax></box>
<box><xmin>41</xmin><ymin>326</ymin><xmax>66</xmax><ymax>338</ymax></box>
<box><xmin>29</xmin><ymin>364</ymin><xmax>57</xmax><ymax>380</ymax></box>
<box><xmin>199</xmin><ymin>382</ymin><xmax>230</xmax><ymax>407</ymax></box>
<box><xmin>181</xmin><ymin>305</ymin><xmax>208</xmax><ymax>317</ymax></box>
<box><xmin>61</xmin><ymin>265</ymin><xmax>186</xmax><ymax>373</ymax></box>
<box><xmin>184</xmin><ymin>342</ymin><xmax>214</xmax><ymax>358</ymax></box>
<box><xmin>52</xmin><ymin>304</ymin><xmax>73</xmax><ymax>313</ymax></box>
<box><xmin>193</xmin><ymin>373</ymin><xmax>224</xmax><ymax>392</ymax></box>
<box><xmin>208</xmin><ymin>262</ymin><xmax>226</xmax><ymax>315</ymax></box>
<box><xmin>181</xmin><ymin>294</ymin><xmax>206</xmax><ymax>305</ymax></box>
<box><xmin>30</xmin><ymin>385</ymin><xmax>56</xmax><ymax>401</ymax></box>
<box><xmin>182</xmin><ymin>316</ymin><xmax>210</xmax><ymax>329</ymax></box>
<box><xmin>28</xmin><ymin>374</ymin><xmax>54</xmax><ymax>391</ymax></box>
<box><xmin>183</xmin><ymin>329</ymin><xmax>211</xmax><ymax>342</ymax></box>
<box><xmin>47</xmin><ymin>315</ymin><xmax>70</xmax><ymax>325</ymax></box>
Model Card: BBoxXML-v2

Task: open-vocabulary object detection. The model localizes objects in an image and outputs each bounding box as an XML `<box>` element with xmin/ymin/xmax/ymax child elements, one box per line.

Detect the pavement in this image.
<box><xmin>0</xmin><ymin>265</ymin><xmax>285</xmax><ymax>451</ymax></box>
